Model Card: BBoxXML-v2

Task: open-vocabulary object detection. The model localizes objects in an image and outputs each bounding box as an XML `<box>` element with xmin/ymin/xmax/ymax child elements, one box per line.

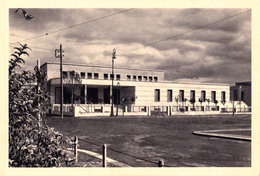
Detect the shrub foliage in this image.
<box><xmin>9</xmin><ymin>43</ymin><xmax>73</xmax><ymax>167</ymax></box>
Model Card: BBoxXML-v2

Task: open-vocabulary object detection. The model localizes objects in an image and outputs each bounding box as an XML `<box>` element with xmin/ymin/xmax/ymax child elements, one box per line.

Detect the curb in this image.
<box><xmin>69</xmin><ymin>148</ymin><xmax>130</xmax><ymax>167</ymax></box>
<box><xmin>192</xmin><ymin>129</ymin><xmax>251</xmax><ymax>141</ymax></box>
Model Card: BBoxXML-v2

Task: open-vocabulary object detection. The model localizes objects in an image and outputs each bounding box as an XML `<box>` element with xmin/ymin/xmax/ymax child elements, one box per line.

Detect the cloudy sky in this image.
<box><xmin>9</xmin><ymin>8</ymin><xmax>251</xmax><ymax>85</ymax></box>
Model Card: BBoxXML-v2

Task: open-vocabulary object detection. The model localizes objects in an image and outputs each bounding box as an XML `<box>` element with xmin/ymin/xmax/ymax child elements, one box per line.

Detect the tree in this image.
<box><xmin>131</xmin><ymin>96</ymin><xmax>137</xmax><ymax>103</ymax></box>
<box><xmin>65</xmin><ymin>70</ymin><xmax>82</xmax><ymax>107</ymax></box>
<box><xmin>183</xmin><ymin>98</ymin><xmax>188</xmax><ymax>107</ymax></box>
<box><xmin>9</xmin><ymin>43</ymin><xmax>74</xmax><ymax>167</ymax></box>
<box><xmin>221</xmin><ymin>100</ymin><xmax>226</xmax><ymax>112</ymax></box>
<box><xmin>189</xmin><ymin>98</ymin><xmax>196</xmax><ymax>110</ymax></box>
<box><xmin>221</xmin><ymin>99</ymin><xmax>226</xmax><ymax>108</ymax></box>
<box><xmin>175</xmin><ymin>96</ymin><xmax>179</xmax><ymax>111</ymax></box>
<box><xmin>205</xmin><ymin>99</ymin><xmax>210</xmax><ymax>111</ymax></box>
<box><xmin>214</xmin><ymin>100</ymin><xmax>218</xmax><ymax>106</ymax></box>
<box><xmin>198</xmin><ymin>98</ymin><xmax>203</xmax><ymax>106</ymax></box>
<box><xmin>231</xmin><ymin>100</ymin><xmax>235</xmax><ymax>115</ymax></box>
<box><xmin>121</xmin><ymin>97</ymin><xmax>128</xmax><ymax>116</ymax></box>
<box><xmin>213</xmin><ymin>100</ymin><xmax>219</xmax><ymax>111</ymax></box>
<box><xmin>181</xmin><ymin>98</ymin><xmax>188</xmax><ymax>111</ymax></box>
<box><xmin>198</xmin><ymin>98</ymin><xmax>204</xmax><ymax>111</ymax></box>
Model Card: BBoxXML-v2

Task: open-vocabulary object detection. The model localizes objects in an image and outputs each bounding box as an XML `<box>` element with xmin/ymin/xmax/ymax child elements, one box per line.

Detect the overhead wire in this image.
<box><xmin>9</xmin><ymin>45</ymin><xmax>53</xmax><ymax>51</ymax></box>
<box><xmin>9</xmin><ymin>9</ymin><xmax>250</xmax><ymax>72</ymax></box>
<box><xmin>9</xmin><ymin>8</ymin><xmax>135</xmax><ymax>44</ymax></box>
<box><xmin>9</xmin><ymin>9</ymin><xmax>250</xmax><ymax>57</ymax></box>
<box><xmin>10</xmin><ymin>9</ymin><xmax>250</xmax><ymax>64</ymax></box>
<box><xmin>121</xmin><ymin>9</ymin><xmax>251</xmax><ymax>55</ymax></box>
<box><xmin>143</xmin><ymin>9</ymin><xmax>251</xmax><ymax>48</ymax></box>
<box><xmin>9</xmin><ymin>44</ymin><xmax>54</xmax><ymax>55</ymax></box>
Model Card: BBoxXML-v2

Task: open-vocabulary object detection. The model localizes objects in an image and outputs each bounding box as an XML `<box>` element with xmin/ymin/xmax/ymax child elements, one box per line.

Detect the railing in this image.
<box><xmin>221</xmin><ymin>108</ymin><xmax>236</xmax><ymax>113</ymax></box>
<box><xmin>51</xmin><ymin>104</ymin><xmax>251</xmax><ymax>116</ymax></box>
<box><xmin>205</xmin><ymin>106</ymin><xmax>219</xmax><ymax>111</ymax></box>
<box><xmin>77</xmin><ymin>104</ymin><xmax>104</xmax><ymax>113</ymax></box>
<box><xmin>53</xmin><ymin>104</ymin><xmax>73</xmax><ymax>113</ymax></box>
<box><xmin>190</xmin><ymin>105</ymin><xmax>204</xmax><ymax>111</ymax></box>
<box><xmin>128</xmin><ymin>106</ymin><xmax>147</xmax><ymax>112</ymax></box>
<box><xmin>150</xmin><ymin>106</ymin><xmax>168</xmax><ymax>115</ymax></box>
<box><xmin>237</xmin><ymin>107</ymin><xmax>251</xmax><ymax>112</ymax></box>
<box><xmin>75</xmin><ymin>136</ymin><xmax>171</xmax><ymax>167</ymax></box>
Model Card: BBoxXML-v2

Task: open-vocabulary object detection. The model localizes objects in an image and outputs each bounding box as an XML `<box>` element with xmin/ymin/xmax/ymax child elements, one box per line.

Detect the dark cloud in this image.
<box><xmin>172</xmin><ymin>9</ymin><xmax>250</xmax><ymax>32</ymax></box>
<box><xmin>205</xmin><ymin>37</ymin><xmax>251</xmax><ymax>63</ymax></box>
<box><xmin>9</xmin><ymin>8</ymin><xmax>251</xmax><ymax>85</ymax></box>
<box><xmin>157</xmin><ymin>54</ymin><xmax>251</xmax><ymax>84</ymax></box>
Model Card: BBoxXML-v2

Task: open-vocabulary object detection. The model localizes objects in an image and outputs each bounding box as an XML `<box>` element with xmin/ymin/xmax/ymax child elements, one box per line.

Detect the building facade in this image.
<box><xmin>41</xmin><ymin>62</ymin><xmax>250</xmax><ymax>117</ymax></box>
<box><xmin>230</xmin><ymin>82</ymin><xmax>251</xmax><ymax>106</ymax></box>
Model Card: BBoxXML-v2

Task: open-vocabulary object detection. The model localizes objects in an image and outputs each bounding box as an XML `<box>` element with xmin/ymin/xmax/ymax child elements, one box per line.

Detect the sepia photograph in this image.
<box><xmin>2</xmin><ymin>1</ymin><xmax>260</xmax><ymax>176</ymax></box>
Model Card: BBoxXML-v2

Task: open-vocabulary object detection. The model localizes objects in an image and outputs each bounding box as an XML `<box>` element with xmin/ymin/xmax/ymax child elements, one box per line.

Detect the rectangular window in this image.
<box><xmin>167</xmin><ymin>89</ymin><xmax>173</xmax><ymax>102</ymax></box>
<box><xmin>55</xmin><ymin>87</ymin><xmax>61</xmax><ymax>104</ymax></box>
<box><xmin>110</xmin><ymin>74</ymin><xmax>114</xmax><ymax>80</ymax></box>
<box><xmin>62</xmin><ymin>71</ymin><xmax>68</xmax><ymax>78</ymax></box>
<box><xmin>241</xmin><ymin>91</ymin><xmax>244</xmax><ymax>101</ymax></box>
<box><xmin>80</xmin><ymin>72</ymin><xmax>85</xmax><ymax>79</ymax></box>
<box><xmin>133</xmin><ymin>75</ymin><xmax>136</xmax><ymax>81</ymax></box>
<box><xmin>221</xmin><ymin>91</ymin><xmax>226</xmax><ymax>102</ymax></box>
<box><xmin>127</xmin><ymin>75</ymin><xmax>131</xmax><ymax>80</ymax></box>
<box><xmin>201</xmin><ymin>91</ymin><xmax>206</xmax><ymax>102</ymax></box>
<box><xmin>234</xmin><ymin>89</ymin><xmax>238</xmax><ymax>101</ymax></box>
<box><xmin>94</xmin><ymin>73</ymin><xmax>99</xmax><ymax>79</ymax></box>
<box><xmin>116</xmin><ymin>74</ymin><xmax>120</xmax><ymax>80</ymax></box>
<box><xmin>190</xmin><ymin>90</ymin><xmax>195</xmax><ymax>100</ymax></box>
<box><xmin>154</xmin><ymin>77</ymin><xmax>158</xmax><ymax>82</ymax></box>
<box><xmin>104</xmin><ymin>74</ymin><xmax>108</xmax><ymax>80</ymax></box>
<box><xmin>149</xmin><ymin>76</ymin><xmax>153</xmax><ymax>82</ymax></box>
<box><xmin>87</xmin><ymin>72</ymin><xmax>92</xmax><ymax>79</ymax></box>
<box><xmin>179</xmin><ymin>90</ymin><xmax>184</xmax><ymax>102</ymax></box>
<box><xmin>143</xmin><ymin>76</ymin><xmax>147</xmax><ymax>81</ymax></box>
<box><xmin>155</xmin><ymin>89</ymin><xmax>160</xmax><ymax>102</ymax></box>
<box><xmin>211</xmin><ymin>91</ymin><xmax>216</xmax><ymax>102</ymax></box>
<box><xmin>138</xmin><ymin>76</ymin><xmax>142</xmax><ymax>81</ymax></box>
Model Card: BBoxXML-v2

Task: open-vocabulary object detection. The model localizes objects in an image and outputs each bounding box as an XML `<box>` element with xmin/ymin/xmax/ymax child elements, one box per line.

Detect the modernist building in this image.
<box><xmin>41</xmin><ymin>62</ymin><xmax>250</xmax><ymax>117</ymax></box>
<box><xmin>230</xmin><ymin>82</ymin><xmax>251</xmax><ymax>106</ymax></box>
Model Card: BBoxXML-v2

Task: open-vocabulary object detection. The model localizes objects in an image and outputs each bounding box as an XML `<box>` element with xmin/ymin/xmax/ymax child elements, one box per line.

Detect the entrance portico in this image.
<box><xmin>50</xmin><ymin>78</ymin><xmax>136</xmax><ymax>107</ymax></box>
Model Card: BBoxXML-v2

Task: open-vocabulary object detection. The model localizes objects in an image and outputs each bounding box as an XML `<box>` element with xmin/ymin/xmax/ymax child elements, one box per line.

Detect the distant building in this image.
<box><xmin>230</xmin><ymin>82</ymin><xmax>251</xmax><ymax>106</ymax></box>
<box><xmin>40</xmin><ymin>62</ymin><xmax>250</xmax><ymax>117</ymax></box>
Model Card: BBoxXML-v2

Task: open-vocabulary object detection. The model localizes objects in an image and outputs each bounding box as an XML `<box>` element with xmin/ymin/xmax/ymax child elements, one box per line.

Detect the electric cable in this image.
<box><xmin>123</xmin><ymin>9</ymin><xmax>251</xmax><ymax>55</ymax></box>
<box><xmin>9</xmin><ymin>8</ymin><xmax>135</xmax><ymax>44</ymax></box>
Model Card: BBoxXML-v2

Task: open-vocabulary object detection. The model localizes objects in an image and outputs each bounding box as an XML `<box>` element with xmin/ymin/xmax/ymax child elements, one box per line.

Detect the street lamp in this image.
<box><xmin>116</xmin><ymin>82</ymin><xmax>120</xmax><ymax>116</ymax></box>
<box><xmin>110</xmin><ymin>49</ymin><xmax>116</xmax><ymax>117</ymax></box>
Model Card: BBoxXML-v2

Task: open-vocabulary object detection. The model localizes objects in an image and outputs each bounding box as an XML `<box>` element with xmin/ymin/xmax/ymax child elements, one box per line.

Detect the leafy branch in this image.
<box><xmin>9</xmin><ymin>43</ymin><xmax>74</xmax><ymax>167</ymax></box>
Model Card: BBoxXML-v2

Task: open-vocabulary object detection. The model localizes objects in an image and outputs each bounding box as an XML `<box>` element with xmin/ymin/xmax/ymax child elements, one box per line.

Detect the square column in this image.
<box><xmin>98</xmin><ymin>87</ymin><xmax>104</xmax><ymax>103</ymax></box>
<box><xmin>84</xmin><ymin>84</ymin><xmax>87</xmax><ymax>104</ymax></box>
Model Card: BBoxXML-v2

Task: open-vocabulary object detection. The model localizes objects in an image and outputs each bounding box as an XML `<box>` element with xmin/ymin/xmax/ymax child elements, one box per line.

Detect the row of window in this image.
<box><xmin>126</xmin><ymin>75</ymin><xmax>158</xmax><ymax>82</ymax></box>
<box><xmin>155</xmin><ymin>89</ymin><xmax>226</xmax><ymax>103</ymax></box>
<box><xmin>62</xmin><ymin>71</ymin><xmax>158</xmax><ymax>82</ymax></box>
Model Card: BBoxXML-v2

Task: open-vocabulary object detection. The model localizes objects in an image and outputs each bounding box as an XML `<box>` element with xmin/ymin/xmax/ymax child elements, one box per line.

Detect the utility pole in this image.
<box><xmin>110</xmin><ymin>48</ymin><xmax>116</xmax><ymax>117</ymax></box>
<box><xmin>55</xmin><ymin>44</ymin><xmax>64</xmax><ymax>119</ymax></box>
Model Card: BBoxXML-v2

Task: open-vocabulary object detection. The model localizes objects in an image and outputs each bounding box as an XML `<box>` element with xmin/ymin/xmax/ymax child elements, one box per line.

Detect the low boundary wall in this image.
<box><xmin>49</xmin><ymin>104</ymin><xmax>251</xmax><ymax>117</ymax></box>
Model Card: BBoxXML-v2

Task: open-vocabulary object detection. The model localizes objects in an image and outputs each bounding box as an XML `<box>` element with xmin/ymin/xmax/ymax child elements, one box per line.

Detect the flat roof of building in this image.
<box><xmin>43</xmin><ymin>62</ymin><xmax>229</xmax><ymax>86</ymax></box>
<box><xmin>41</xmin><ymin>62</ymin><xmax>165</xmax><ymax>73</ymax></box>
<box><xmin>235</xmin><ymin>81</ymin><xmax>251</xmax><ymax>86</ymax></box>
<box><xmin>160</xmin><ymin>80</ymin><xmax>230</xmax><ymax>86</ymax></box>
